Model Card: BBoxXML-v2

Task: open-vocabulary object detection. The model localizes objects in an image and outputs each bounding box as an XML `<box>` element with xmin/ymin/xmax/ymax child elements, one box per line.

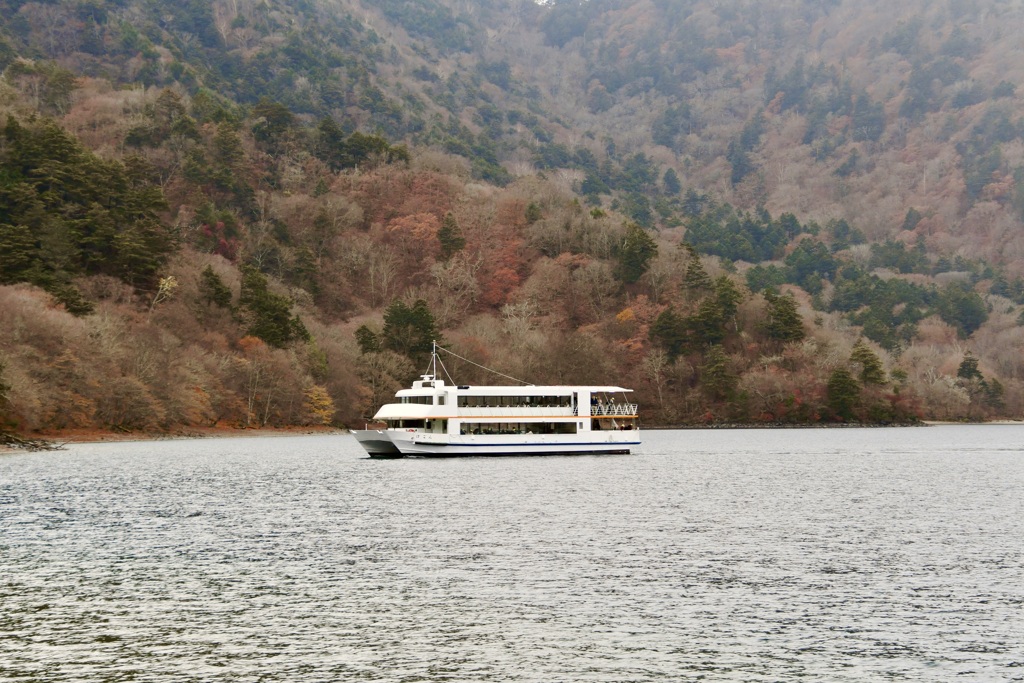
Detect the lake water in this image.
<box><xmin>2</xmin><ymin>426</ymin><xmax>1022</xmax><ymax>682</ymax></box>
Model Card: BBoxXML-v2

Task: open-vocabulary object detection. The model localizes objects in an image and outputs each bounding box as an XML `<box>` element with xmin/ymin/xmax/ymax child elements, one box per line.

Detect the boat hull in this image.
<box><xmin>406</xmin><ymin>444</ymin><xmax>636</xmax><ymax>457</ymax></box>
<box><xmin>351</xmin><ymin>430</ymin><xmax>404</xmax><ymax>458</ymax></box>
<box><xmin>353</xmin><ymin>429</ymin><xmax>639</xmax><ymax>457</ymax></box>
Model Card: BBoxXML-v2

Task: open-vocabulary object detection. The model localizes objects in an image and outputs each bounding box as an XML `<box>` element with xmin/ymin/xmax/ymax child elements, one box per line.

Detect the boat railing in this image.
<box><xmin>590</xmin><ymin>403</ymin><xmax>639</xmax><ymax>416</ymax></box>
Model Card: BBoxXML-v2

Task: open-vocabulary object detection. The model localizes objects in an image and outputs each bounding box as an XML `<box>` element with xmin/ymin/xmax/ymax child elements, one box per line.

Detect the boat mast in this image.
<box><xmin>431</xmin><ymin>339</ymin><xmax>437</xmax><ymax>379</ymax></box>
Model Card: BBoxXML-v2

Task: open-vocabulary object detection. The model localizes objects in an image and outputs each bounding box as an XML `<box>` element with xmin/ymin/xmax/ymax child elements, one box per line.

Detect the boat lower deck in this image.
<box><xmin>353</xmin><ymin>428</ymin><xmax>639</xmax><ymax>457</ymax></box>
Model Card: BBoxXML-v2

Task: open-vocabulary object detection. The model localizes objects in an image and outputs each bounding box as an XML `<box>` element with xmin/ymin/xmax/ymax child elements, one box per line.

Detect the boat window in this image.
<box><xmin>456</xmin><ymin>394</ymin><xmax>573</xmax><ymax>408</ymax></box>
<box><xmin>591</xmin><ymin>418</ymin><xmax>636</xmax><ymax>431</ymax></box>
<box><xmin>459</xmin><ymin>422</ymin><xmax>577</xmax><ymax>435</ymax></box>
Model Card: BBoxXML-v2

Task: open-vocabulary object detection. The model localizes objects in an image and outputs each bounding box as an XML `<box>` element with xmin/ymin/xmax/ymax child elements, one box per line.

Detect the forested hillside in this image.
<box><xmin>2</xmin><ymin>0</ymin><xmax>1023</xmax><ymax>436</ymax></box>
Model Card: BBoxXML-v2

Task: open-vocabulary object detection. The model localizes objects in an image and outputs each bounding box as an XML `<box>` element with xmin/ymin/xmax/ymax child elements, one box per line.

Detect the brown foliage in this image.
<box><xmin>5</xmin><ymin>18</ymin><xmax>1024</xmax><ymax>432</ymax></box>
<box><xmin>355</xmin><ymin>168</ymin><xmax>455</xmax><ymax>227</ymax></box>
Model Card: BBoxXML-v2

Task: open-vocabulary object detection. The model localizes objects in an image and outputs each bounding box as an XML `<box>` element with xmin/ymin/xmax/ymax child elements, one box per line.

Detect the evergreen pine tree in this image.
<box><xmin>682</xmin><ymin>246</ymin><xmax>713</xmax><ymax>292</ymax></box>
<box><xmin>0</xmin><ymin>223</ymin><xmax>38</xmax><ymax>283</ymax></box>
<box><xmin>650</xmin><ymin>307</ymin><xmax>687</xmax><ymax>360</ymax></box>
<box><xmin>682</xmin><ymin>188</ymin><xmax>704</xmax><ymax>216</ymax></box>
<box><xmin>957</xmin><ymin>351</ymin><xmax>983</xmax><ymax>381</ymax></box>
<box><xmin>985</xmin><ymin>378</ymin><xmax>1005</xmax><ymax>410</ymax></box>
<box><xmin>382</xmin><ymin>299</ymin><xmax>440</xmax><ymax>364</ymax></box>
<box><xmin>726</xmin><ymin>139</ymin><xmax>752</xmax><ymax>185</ymax></box>
<box><xmin>199</xmin><ymin>265</ymin><xmax>233</xmax><ymax>308</ymax></box>
<box><xmin>938</xmin><ymin>282</ymin><xmax>988</xmax><ymax>338</ymax></box>
<box><xmin>212</xmin><ymin>122</ymin><xmax>245</xmax><ymax>187</ymax></box>
<box><xmin>355</xmin><ymin>325</ymin><xmax>382</xmax><ymax>355</ymax></box>
<box><xmin>662</xmin><ymin>168</ymin><xmax>682</xmax><ymax>196</ymax></box>
<box><xmin>239</xmin><ymin>266</ymin><xmax>309</xmax><ymax>348</ymax></box>
<box><xmin>714</xmin><ymin>275</ymin><xmax>744</xmax><ymax>331</ymax></box>
<box><xmin>901</xmin><ymin>207</ymin><xmax>923</xmax><ymax>231</ymax></box>
<box><xmin>251</xmin><ymin>97</ymin><xmax>294</xmax><ymax>149</ymax></box>
<box><xmin>850</xmin><ymin>339</ymin><xmax>886</xmax><ymax>385</ymax></box>
<box><xmin>688</xmin><ymin>298</ymin><xmax>726</xmax><ymax>347</ymax></box>
<box><xmin>437</xmin><ymin>212</ymin><xmax>466</xmax><ymax>260</ymax></box>
<box><xmin>316</xmin><ymin>117</ymin><xmax>347</xmax><ymax>171</ymax></box>
<box><xmin>762</xmin><ymin>290</ymin><xmax>805</xmax><ymax>343</ymax></box>
<box><xmin>700</xmin><ymin>345</ymin><xmax>736</xmax><ymax>401</ymax></box>
<box><xmin>615</xmin><ymin>223</ymin><xmax>658</xmax><ymax>284</ymax></box>
<box><xmin>0</xmin><ymin>115</ymin><xmax>172</xmax><ymax>295</ymax></box>
<box><xmin>50</xmin><ymin>283</ymin><xmax>94</xmax><ymax>315</ymax></box>
<box><xmin>827</xmin><ymin>367</ymin><xmax>860</xmax><ymax>420</ymax></box>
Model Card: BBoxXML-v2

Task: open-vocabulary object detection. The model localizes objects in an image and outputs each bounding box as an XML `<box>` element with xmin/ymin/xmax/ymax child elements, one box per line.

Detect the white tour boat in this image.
<box><xmin>352</xmin><ymin>344</ymin><xmax>640</xmax><ymax>458</ymax></box>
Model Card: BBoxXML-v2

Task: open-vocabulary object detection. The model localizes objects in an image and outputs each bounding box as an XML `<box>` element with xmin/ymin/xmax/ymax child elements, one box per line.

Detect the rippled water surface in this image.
<box><xmin>2</xmin><ymin>426</ymin><xmax>1023</xmax><ymax>682</ymax></box>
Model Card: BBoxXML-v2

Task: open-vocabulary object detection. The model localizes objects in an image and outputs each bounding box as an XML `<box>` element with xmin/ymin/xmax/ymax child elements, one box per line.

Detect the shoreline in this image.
<box><xmin>923</xmin><ymin>419</ymin><xmax>1024</xmax><ymax>425</ymax></box>
<box><xmin>58</xmin><ymin>425</ymin><xmax>349</xmax><ymax>443</ymax></box>
<box><xmin>647</xmin><ymin>422</ymin><xmax>924</xmax><ymax>430</ymax></box>
<box><xmin>1</xmin><ymin>426</ymin><xmax>349</xmax><ymax>452</ymax></box>
<box><xmin>651</xmin><ymin>419</ymin><xmax>1024</xmax><ymax>430</ymax></box>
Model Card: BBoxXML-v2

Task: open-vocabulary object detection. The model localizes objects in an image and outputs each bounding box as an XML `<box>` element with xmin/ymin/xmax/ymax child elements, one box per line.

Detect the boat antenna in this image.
<box><xmin>421</xmin><ymin>341</ymin><xmax>459</xmax><ymax>386</ymax></box>
<box><xmin>422</xmin><ymin>340</ymin><xmax>439</xmax><ymax>378</ymax></box>
<box><xmin>434</xmin><ymin>342</ymin><xmax>533</xmax><ymax>386</ymax></box>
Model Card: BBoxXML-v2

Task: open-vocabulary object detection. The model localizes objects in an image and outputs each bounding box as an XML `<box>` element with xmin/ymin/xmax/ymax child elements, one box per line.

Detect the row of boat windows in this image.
<box><xmin>457</xmin><ymin>396</ymin><xmax>572</xmax><ymax>408</ymax></box>
<box><xmin>387</xmin><ymin>420</ymin><xmax>430</xmax><ymax>428</ymax></box>
<box><xmin>593</xmin><ymin>419</ymin><xmax>637</xmax><ymax>430</ymax></box>
<box><xmin>383</xmin><ymin>420</ymin><xmax>579</xmax><ymax>434</ymax></box>
<box><xmin>398</xmin><ymin>395</ymin><xmax>575</xmax><ymax>408</ymax></box>
<box><xmin>459</xmin><ymin>422</ymin><xmax>579</xmax><ymax>435</ymax></box>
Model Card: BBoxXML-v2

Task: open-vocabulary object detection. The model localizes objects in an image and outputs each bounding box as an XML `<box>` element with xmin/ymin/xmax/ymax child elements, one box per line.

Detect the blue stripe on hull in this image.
<box><xmin>400</xmin><ymin>442</ymin><xmax>640</xmax><ymax>457</ymax></box>
<box><xmin>419</xmin><ymin>441</ymin><xmax>642</xmax><ymax>448</ymax></box>
<box><xmin>416</xmin><ymin>449</ymin><xmax>632</xmax><ymax>458</ymax></box>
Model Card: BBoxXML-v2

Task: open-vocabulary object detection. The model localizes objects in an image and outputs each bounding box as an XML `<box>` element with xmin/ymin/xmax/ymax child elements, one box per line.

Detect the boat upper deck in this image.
<box><xmin>396</xmin><ymin>379</ymin><xmax>631</xmax><ymax>396</ymax></box>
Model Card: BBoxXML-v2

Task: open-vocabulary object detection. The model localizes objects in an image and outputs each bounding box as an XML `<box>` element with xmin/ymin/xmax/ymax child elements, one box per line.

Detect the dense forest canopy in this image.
<box><xmin>1</xmin><ymin>0</ymin><xmax>1023</xmax><ymax>435</ymax></box>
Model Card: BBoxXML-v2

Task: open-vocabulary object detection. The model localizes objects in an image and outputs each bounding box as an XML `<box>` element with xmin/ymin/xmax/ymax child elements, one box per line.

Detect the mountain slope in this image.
<box><xmin>1</xmin><ymin>0</ymin><xmax>1023</xmax><ymax>435</ymax></box>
